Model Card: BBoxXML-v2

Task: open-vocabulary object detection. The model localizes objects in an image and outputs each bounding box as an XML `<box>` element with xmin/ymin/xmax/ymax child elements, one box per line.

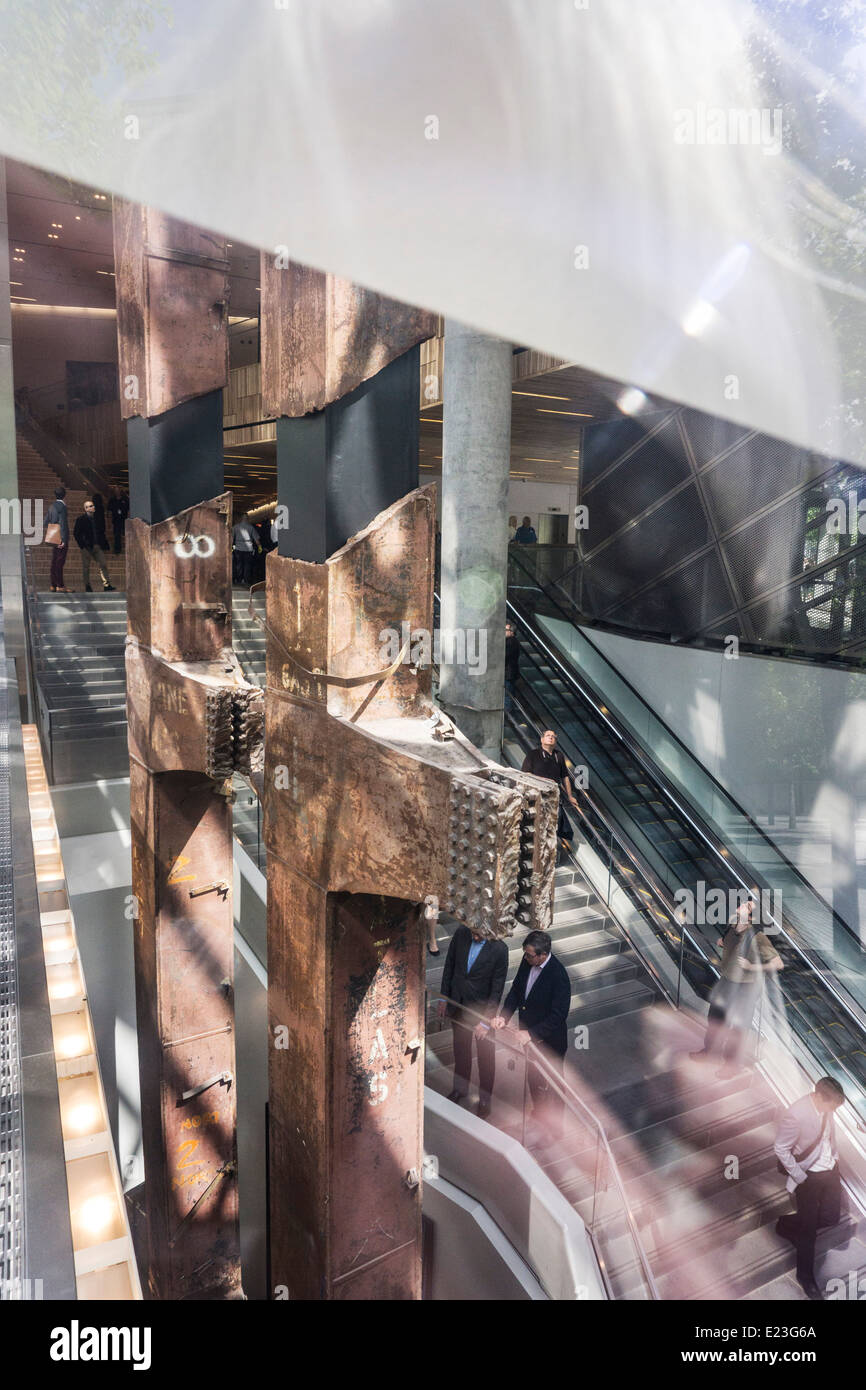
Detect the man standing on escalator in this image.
<box><xmin>521</xmin><ymin>729</ymin><xmax>579</xmax><ymax>849</ymax></box>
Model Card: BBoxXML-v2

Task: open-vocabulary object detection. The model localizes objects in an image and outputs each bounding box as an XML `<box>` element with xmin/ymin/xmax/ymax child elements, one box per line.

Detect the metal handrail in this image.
<box><xmin>429</xmin><ymin>987</ymin><xmax>661</xmax><ymax>1300</ymax></box>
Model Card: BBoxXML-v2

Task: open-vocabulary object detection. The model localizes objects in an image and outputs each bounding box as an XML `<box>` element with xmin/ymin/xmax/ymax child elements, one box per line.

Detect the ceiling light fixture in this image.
<box><xmin>512</xmin><ymin>391</ymin><xmax>572</xmax><ymax>401</ymax></box>
<box><xmin>536</xmin><ymin>409</ymin><xmax>593</xmax><ymax>418</ymax></box>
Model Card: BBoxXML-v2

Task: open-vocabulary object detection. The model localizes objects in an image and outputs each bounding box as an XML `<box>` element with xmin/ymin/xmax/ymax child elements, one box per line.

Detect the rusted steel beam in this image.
<box><xmin>265</xmin><ymin>484</ymin><xmax>556</xmax><ymax>1299</ymax></box>
<box><xmin>127</xmin><ymin>494</ymin><xmax>262</xmax><ymax>1300</ymax></box>
<box><xmin>260</xmin><ymin>258</ymin><xmax>436</xmax><ymax>416</ymax></box>
<box><xmin>114</xmin><ymin>201</ymin><xmax>229</xmax><ymax>419</ymax></box>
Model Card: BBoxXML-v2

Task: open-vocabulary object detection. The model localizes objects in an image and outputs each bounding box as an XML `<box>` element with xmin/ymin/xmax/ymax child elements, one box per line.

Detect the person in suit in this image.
<box><xmin>774</xmin><ymin>1076</ymin><xmax>845</xmax><ymax>1300</ymax></box>
<box><xmin>439</xmin><ymin>923</ymin><xmax>508</xmax><ymax>1119</ymax></box>
<box><xmin>492</xmin><ymin>929</ymin><xmax>571</xmax><ymax>1137</ymax></box>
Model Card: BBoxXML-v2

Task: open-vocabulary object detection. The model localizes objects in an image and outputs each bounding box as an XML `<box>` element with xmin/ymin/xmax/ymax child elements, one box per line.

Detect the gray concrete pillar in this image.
<box><xmin>438</xmin><ymin>321</ymin><xmax>512</xmax><ymax>760</ymax></box>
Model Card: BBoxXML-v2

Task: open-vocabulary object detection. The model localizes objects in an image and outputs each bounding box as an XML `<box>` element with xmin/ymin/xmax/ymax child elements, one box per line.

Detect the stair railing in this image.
<box><xmin>429</xmin><ymin>988</ymin><xmax>661</xmax><ymax>1300</ymax></box>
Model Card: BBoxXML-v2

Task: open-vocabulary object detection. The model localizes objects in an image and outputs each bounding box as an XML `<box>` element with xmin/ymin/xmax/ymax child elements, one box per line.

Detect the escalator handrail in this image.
<box><xmin>509</xmin><ymin>612</ymin><xmax>866</xmax><ymax>1046</ymax></box>
<box><xmin>507</xmin><ymin>543</ymin><xmax>858</xmax><ymax>943</ymax></box>
<box><xmin>430</xmin><ymin>988</ymin><xmax>661</xmax><ymax>1301</ymax></box>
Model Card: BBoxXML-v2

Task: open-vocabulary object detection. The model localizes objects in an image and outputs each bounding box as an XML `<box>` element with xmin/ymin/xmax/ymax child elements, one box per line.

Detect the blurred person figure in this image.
<box><xmin>505</xmin><ymin>620</ymin><xmax>521</xmax><ymax>713</ymax></box>
<box><xmin>107</xmin><ymin>486</ymin><xmax>129</xmax><ymax>553</ymax></box>
<box><xmin>90</xmin><ymin>491</ymin><xmax>109</xmax><ymax>550</ymax></box>
<box><xmin>440</xmin><ymin>921</ymin><xmax>508</xmax><ymax>1119</ymax></box>
<box><xmin>232</xmin><ymin>512</ymin><xmax>259</xmax><ymax>586</ymax></box>
<box><xmin>45</xmin><ymin>485</ymin><xmax>69</xmax><ymax>591</ymax></box>
<box><xmin>774</xmin><ymin>1077</ymin><xmax>845</xmax><ymax>1300</ymax></box>
<box><xmin>492</xmin><ymin>930</ymin><xmax>570</xmax><ymax>1138</ymax></box>
<box><xmin>689</xmin><ymin>897</ymin><xmax>782</xmax><ymax>1078</ymax></box>
<box><xmin>508</xmin><ymin>514</ymin><xmax>518</xmax><ymax>542</ymax></box>
<box><xmin>514</xmin><ymin>515</ymin><xmax>537</xmax><ymax>544</ymax></box>
<box><xmin>73</xmin><ymin>499</ymin><xmax>115</xmax><ymax>591</ymax></box>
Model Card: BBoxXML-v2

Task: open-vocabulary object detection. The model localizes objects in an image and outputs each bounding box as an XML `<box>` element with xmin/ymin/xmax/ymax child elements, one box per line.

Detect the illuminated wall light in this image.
<box><xmin>96</xmin><ymin>270</ymin><xmax>115</xmax><ymax>276</ymax></box>
<box><xmin>536</xmin><ymin>408</ymin><xmax>593</xmax><ymax>418</ymax></box>
<box><xmin>67</xmin><ymin>1104</ymin><xmax>100</xmax><ymax>1134</ymax></box>
<box><xmin>13</xmin><ymin>257</ymin><xmax>24</xmax><ymax>263</ymax></box>
<box><xmin>80</xmin><ymin>1195</ymin><xmax>114</xmax><ymax>1233</ymax></box>
<box><xmin>59</xmin><ymin>1034</ymin><xmax>89</xmax><ymax>1059</ymax></box>
<box><xmin>75</xmin><ymin>215</ymin><xmax>81</xmax><ymax>220</ymax></box>
<box><xmin>45</xmin><ymin>935</ymin><xmax>74</xmax><ymax>952</ymax></box>
<box><xmin>14</xmin><ymin>247</ymin><xmax>25</xmax><ymax>253</ymax></box>
<box><xmin>11</xmin><ymin>296</ymin><xmax>37</xmax><ymax>302</ymax></box>
<box><xmin>524</xmin><ymin>458</ymin><xmax>563</xmax><ymax>464</ymax></box>
<box><xmin>50</xmin><ymin>980</ymin><xmax>79</xmax><ymax>1000</ymax></box>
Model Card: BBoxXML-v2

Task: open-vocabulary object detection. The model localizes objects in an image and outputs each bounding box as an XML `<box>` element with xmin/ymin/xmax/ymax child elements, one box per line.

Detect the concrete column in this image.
<box><xmin>438</xmin><ymin>321</ymin><xmax>512</xmax><ymax>760</ymax></box>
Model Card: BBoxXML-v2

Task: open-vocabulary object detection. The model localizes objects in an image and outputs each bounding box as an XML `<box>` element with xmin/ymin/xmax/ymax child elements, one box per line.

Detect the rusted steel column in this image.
<box><xmin>127</xmin><ymin>494</ymin><xmax>262</xmax><ymax>1299</ymax></box>
<box><xmin>264</xmin><ymin>485</ymin><xmax>557</xmax><ymax>1299</ymax></box>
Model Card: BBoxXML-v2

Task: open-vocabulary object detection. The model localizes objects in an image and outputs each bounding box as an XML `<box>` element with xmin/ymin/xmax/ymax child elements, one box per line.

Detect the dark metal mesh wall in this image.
<box><xmin>567</xmin><ymin>407</ymin><xmax>866</xmax><ymax>665</ymax></box>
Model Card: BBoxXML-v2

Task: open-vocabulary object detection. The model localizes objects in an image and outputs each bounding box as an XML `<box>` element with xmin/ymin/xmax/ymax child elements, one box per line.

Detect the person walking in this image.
<box><xmin>689</xmin><ymin>897</ymin><xmax>782</xmax><ymax>1077</ymax></box>
<box><xmin>492</xmin><ymin>930</ymin><xmax>571</xmax><ymax>1139</ymax></box>
<box><xmin>514</xmin><ymin>515</ymin><xmax>537</xmax><ymax>544</ymax></box>
<box><xmin>107</xmin><ymin>486</ymin><xmax>129</xmax><ymax>554</ymax></box>
<box><xmin>774</xmin><ymin>1076</ymin><xmax>845</xmax><ymax>1300</ymax></box>
<box><xmin>439</xmin><ymin>922</ymin><xmax>508</xmax><ymax>1119</ymax></box>
<box><xmin>522</xmin><ymin>729</ymin><xmax>579</xmax><ymax>848</ymax></box>
<box><xmin>505</xmin><ymin>620</ymin><xmax>521</xmax><ymax>713</ymax></box>
<box><xmin>45</xmin><ymin>486</ymin><xmax>70</xmax><ymax>591</ymax></box>
<box><xmin>232</xmin><ymin>513</ymin><xmax>259</xmax><ymax>587</ymax></box>
<box><xmin>73</xmin><ymin>499</ymin><xmax>115</xmax><ymax>592</ymax></box>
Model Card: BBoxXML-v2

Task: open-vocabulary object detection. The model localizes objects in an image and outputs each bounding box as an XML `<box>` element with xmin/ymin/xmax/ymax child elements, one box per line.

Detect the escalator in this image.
<box><xmin>501</xmin><ymin>555</ymin><xmax>866</xmax><ymax>1138</ymax></box>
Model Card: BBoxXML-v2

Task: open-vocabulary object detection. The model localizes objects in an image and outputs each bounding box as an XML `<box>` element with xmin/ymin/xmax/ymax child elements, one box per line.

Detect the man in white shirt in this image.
<box><xmin>774</xmin><ymin>1076</ymin><xmax>845</xmax><ymax>1299</ymax></box>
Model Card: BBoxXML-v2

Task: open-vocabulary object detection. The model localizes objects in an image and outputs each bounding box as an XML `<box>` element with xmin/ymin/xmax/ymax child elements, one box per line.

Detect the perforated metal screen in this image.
<box><xmin>568</xmin><ymin>408</ymin><xmax>866</xmax><ymax>664</ymax></box>
<box><xmin>0</xmin><ymin>675</ymin><xmax>23</xmax><ymax>1298</ymax></box>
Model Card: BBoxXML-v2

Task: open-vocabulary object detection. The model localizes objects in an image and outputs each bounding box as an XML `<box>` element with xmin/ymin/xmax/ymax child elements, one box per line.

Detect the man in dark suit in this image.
<box><xmin>492</xmin><ymin>929</ymin><xmax>571</xmax><ymax>1137</ymax></box>
<box><xmin>439</xmin><ymin>923</ymin><xmax>508</xmax><ymax>1119</ymax></box>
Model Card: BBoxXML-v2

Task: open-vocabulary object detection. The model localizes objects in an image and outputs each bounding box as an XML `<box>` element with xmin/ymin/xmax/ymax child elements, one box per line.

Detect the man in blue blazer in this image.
<box><xmin>492</xmin><ymin>930</ymin><xmax>571</xmax><ymax>1137</ymax></box>
<box><xmin>439</xmin><ymin>923</ymin><xmax>508</xmax><ymax>1118</ymax></box>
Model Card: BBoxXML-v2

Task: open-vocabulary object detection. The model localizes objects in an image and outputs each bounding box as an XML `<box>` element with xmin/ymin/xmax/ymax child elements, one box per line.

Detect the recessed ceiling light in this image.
<box><xmin>512</xmin><ymin>391</ymin><xmax>572</xmax><ymax>401</ymax></box>
<box><xmin>14</xmin><ymin>248</ymin><xmax>25</xmax><ymax>253</ymax></box>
